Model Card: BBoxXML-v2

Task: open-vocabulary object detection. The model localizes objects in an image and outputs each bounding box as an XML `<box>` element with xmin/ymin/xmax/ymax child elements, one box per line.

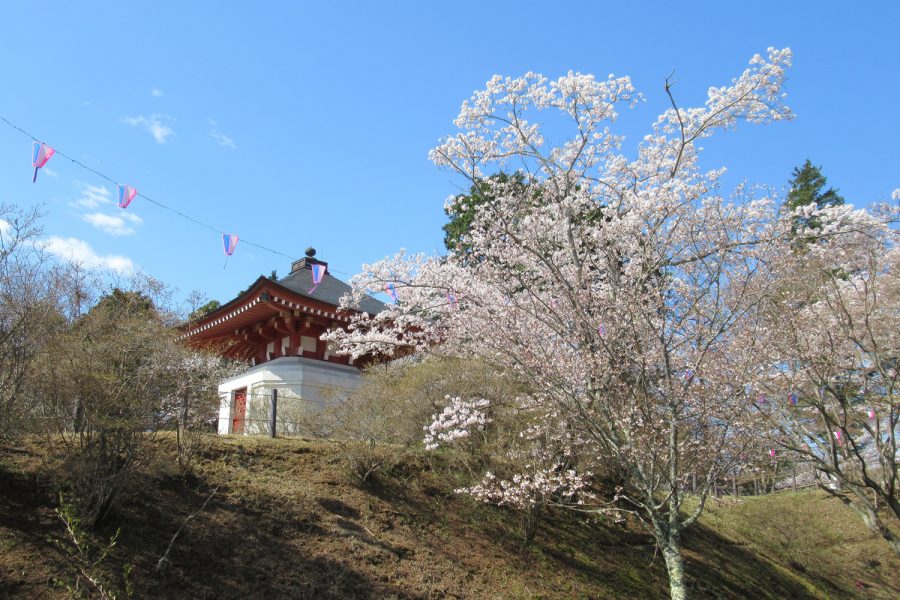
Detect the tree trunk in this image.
<box><xmin>521</xmin><ymin>504</ymin><xmax>542</xmax><ymax>544</ymax></box>
<box><xmin>73</xmin><ymin>398</ymin><xmax>84</xmax><ymax>433</ymax></box>
<box><xmin>847</xmin><ymin>496</ymin><xmax>900</xmax><ymax>557</ymax></box>
<box><xmin>662</xmin><ymin>540</ymin><xmax>688</xmax><ymax>600</ymax></box>
<box><xmin>176</xmin><ymin>396</ymin><xmax>188</xmax><ymax>471</ymax></box>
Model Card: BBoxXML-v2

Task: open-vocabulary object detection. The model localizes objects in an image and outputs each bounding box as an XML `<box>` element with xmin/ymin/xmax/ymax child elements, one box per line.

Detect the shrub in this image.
<box><xmin>28</xmin><ymin>288</ymin><xmax>229</xmax><ymax>525</ymax></box>
<box><xmin>322</xmin><ymin>356</ymin><xmax>526</xmax><ymax>483</ymax></box>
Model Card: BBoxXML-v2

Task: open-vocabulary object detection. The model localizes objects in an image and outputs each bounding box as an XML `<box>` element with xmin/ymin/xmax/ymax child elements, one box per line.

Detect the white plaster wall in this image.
<box><xmin>300</xmin><ymin>335</ymin><xmax>317</xmax><ymax>353</ymax></box>
<box><xmin>217</xmin><ymin>392</ymin><xmax>232</xmax><ymax>434</ymax></box>
<box><xmin>217</xmin><ymin>356</ymin><xmax>362</xmax><ymax>435</ymax></box>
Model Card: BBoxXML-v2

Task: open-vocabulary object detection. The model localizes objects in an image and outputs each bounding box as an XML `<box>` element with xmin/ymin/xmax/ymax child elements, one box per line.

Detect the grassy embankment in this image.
<box><xmin>1</xmin><ymin>434</ymin><xmax>898</xmax><ymax>599</ymax></box>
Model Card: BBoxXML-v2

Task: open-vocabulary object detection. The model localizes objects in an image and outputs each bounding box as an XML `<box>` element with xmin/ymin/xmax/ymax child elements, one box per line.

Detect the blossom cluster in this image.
<box><xmin>423</xmin><ymin>396</ymin><xmax>491</xmax><ymax>450</ymax></box>
<box><xmin>458</xmin><ymin>465</ymin><xmax>594</xmax><ymax>510</ymax></box>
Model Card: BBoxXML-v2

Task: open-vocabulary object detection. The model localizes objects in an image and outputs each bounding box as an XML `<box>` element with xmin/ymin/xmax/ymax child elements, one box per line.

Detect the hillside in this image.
<box><xmin>1</xmin><ymin>435</ymin><xmax>898</xmax><ymax>599</ymax></box>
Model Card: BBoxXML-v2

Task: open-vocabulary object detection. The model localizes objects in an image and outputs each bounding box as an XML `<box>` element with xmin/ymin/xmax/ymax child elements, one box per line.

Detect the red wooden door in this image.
<box><xmin>232</xmin><ymin>388</ymin><xmax>247</xmax><ymax>434</ymax></box>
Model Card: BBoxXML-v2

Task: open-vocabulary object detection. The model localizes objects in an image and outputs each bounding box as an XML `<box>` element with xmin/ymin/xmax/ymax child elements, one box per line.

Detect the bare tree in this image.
<box><xmin>0</xmin><ymin>204</ymin><xmax>72</xmax><ymax>436</ymax></box>
<box><xmin>29</xmin><ymin>286</ymin><xmax>230</xmax><ymax>526</ymax></box>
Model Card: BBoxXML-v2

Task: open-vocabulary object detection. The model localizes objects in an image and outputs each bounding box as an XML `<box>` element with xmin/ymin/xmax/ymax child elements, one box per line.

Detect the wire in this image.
<box><xmin>1</xmin><ymin>115</ymin><xmax>351</xmax><ymax>274</ymax></box>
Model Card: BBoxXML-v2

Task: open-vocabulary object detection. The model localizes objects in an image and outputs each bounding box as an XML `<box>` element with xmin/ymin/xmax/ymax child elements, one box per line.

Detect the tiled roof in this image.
<box><xmin>277</xmin><ymin>266</ymin><xmax>385</xmax><ymax>315</ymax></box>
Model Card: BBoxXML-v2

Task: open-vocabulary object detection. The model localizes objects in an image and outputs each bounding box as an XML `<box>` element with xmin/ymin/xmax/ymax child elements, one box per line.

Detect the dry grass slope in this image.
<box><xmin>1</xmin><ymin>435</ymin><xmax>897</xmax><ymax>599</ymax></box>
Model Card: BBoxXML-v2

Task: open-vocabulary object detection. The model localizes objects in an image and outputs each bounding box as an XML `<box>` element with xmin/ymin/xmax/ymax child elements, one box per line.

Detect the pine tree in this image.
<box><xmin>784</xmin><ymin>160</ymin><xmax>844</xmax><ymax>234</ymax></box>
<box><xmin>443</xmin><ymin>172</ymin><xmax>526</xmax><ymax>256</ymax></box>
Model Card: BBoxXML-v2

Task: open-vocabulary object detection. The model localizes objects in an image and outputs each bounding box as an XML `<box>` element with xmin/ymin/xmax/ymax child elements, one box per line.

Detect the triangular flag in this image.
<box><xmin>789</xmin><ymin>392</ymin><xmax>798</xmax><ymax>406</ymax></box>
<box><xmin>769</xmin><ymin>449</ymin><xmax>776</xmax><ymax>458</ymax></box>
<box><xmin>309</xmin><ymin>263</ymin><xmax>327</xmax><ymax>293</ymax></box>
<box><xmin>868</xmin><ymin>408</ymin><xmax>876</xmax><ymax>420</ymax></box>
<box><xmin>222</xmin><ymin>234</ymin><xmax>239</xmax><ymax>256</ymax></box>
<box><xmin>834</xmin><ymin>430</ymin><xmax>843</xmax><ymax>445</ymax></box>
<box><xmin>447</xmin><ymin>292</ymin><xmax>457</xmax><ymax>307</ymax></box>
<box><xmin>117</xmin><ymin>185</ymin><xmax>137</xmax><ymax>209</ymax></box>
<box><xmin>31</xmin><ymin>141</ymin><xmax>55</xmax><ymax>182</ymax></box>
<box><xmin>385</xmin><ymin>282</ymin><xmax>398</xmax><ymax>303</ymax></box>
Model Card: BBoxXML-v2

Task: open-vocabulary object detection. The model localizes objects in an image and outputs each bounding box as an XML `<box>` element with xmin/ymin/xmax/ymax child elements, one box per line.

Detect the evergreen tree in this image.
<box><xmin>443</xmin><ymin>172</ymin><xmax>526</xmax><ymax>256</ymax></box>
<box><xmin>784</xmin><ymin>159</ymin><xmax>844</xmax><ymax>234</ymax></box>
<box><xmin>188</xmin><ymin>299</ymin><xmax>221</xmax><ymax>322</ymax></box>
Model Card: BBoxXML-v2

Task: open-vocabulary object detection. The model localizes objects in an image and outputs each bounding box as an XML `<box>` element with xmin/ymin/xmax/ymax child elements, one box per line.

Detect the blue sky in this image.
<box><xmin>1</xmin><ymin>1</ymin><xmax>897</xmax><ymax>309</ymax></box>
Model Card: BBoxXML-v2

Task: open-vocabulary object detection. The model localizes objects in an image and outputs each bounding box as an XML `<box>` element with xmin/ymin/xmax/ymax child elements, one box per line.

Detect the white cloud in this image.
<box><xmin>82</xmin><ymin>212</ymin><xmax>142</xmax><ymax>236</ymax></box>
<box><xmin>0</xmin><ymin>219</ymin><xmax>10</xmax><ymax>236</ymax></box>
<box><xmin>210</xmin><ymin>131</ymin><xmax>236</xmax><ymax>149</ymax></box>
<box><xmin>73</xmin><ymin>184</ymin><xmax>113</xmax><ymax>209</ymax></box>
<box><xmin>121</xmin><ymin>113</ymin><xmax>175</xmax><ymax>144</ymax></box>
<box><xmin>208</xmin><ymin>119</ymin><xmax>236</xmax><ymax>149</ymax></box>
<box><xmin>42</xmin><ymin>167</ymin><xmax>59</xmax><ymax>178</ymax></box>
<box><xmin>43</xmin><ymin>237</ymin><xmax>134</xmax><ymax>273</ymax></box>
<box><xmin>151</xmin><ymin>88</ymin><xmax>163</xmax><ymax>98</ymax></box>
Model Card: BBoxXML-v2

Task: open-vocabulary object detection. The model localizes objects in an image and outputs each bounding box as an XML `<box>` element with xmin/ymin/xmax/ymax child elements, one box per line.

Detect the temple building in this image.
<box><xmin>183</xmin><ymin>248</ymin><xmax>383</xmax><ymax>435</ymax></box>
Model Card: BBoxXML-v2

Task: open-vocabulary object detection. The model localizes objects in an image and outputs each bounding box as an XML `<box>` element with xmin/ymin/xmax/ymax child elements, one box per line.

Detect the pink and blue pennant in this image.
<box><xmin>221</xmin><ymin>234</ymin><xmax>239</xmax><ymax>269</ymax></box>
<box><xmin>447</xmin><ymin>292</ymin><xmax>458</xmax><ymax>308</ymax></box>
<box><xmin>788</xmin><ymin>392</ymin><xmax>798</xmax><ymax>406</ymax></box>
<box><xmin>31</xmin><ymin>141</ymin><xmax>55</xmax><ymax>183</ymax></box>
<box><xmin>222</xmin><ymin>234</ymin><xmax>239</xmax><ymax>256</ymax></box>
<box><xmin>309</xmin><ymin>264</ymin><xmax>327</xmax><ymax>293</ymax></box>
<box><xmin>117</xmin><ymin>185</ymin><xmax>137</xmax><ymax>209</ymax></box>
<box><xmin>385</xmin><ymin>282</ymin><xmax>398</xmax><ymax>303</ymax></box>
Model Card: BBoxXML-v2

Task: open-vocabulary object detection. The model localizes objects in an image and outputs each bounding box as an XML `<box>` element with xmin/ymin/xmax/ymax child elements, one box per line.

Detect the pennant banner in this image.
<box><xmin>31</xmin><ymin>141</ymin><xmax>55</xmax><ymax>182</ymax></box>
<box><xmin>788</xmin><ymin>392</ymin><xmax>798</xmax><ymax>406</ymax></box>
<box><xmin>117</xmin><ymin>185</ymin><xmax>137</xmax><ymax>209</ymax></box>
<box><xmin>447</xmin><ymin>292</ymin><xmax>457</xmax><ymax>307</ymax></box>
<box><xmin>309</xmin><ymin>263</ymin><xmax>327</xmax><ymax>293</ymax></box>
<box><xmin>385</xmin><ymin>282</ymin><xmax>398</xmax><ymax>303</ymax></box>
<box><xmin>222</xmin><ymin>234</ymin><xmax>239</xmax><ymax>256</ymax></box>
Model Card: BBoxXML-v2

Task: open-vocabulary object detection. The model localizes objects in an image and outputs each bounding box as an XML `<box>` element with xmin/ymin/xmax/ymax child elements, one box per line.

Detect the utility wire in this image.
<box><xmin>1</xmin><ymin>115</ymin><xmax>351</xmax><ymax>274</ymax></box>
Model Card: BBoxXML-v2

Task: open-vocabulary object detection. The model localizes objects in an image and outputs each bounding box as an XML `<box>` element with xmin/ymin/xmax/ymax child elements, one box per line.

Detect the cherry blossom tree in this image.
<box><xmin>328</xmin><ymin>49</ymin><xmax>797</xmax><ymax>599</ymax></box>
<box><xmin>752</xmin><ymin>199</ymin><xmax>900</xmax><ymax>555</ymax></box>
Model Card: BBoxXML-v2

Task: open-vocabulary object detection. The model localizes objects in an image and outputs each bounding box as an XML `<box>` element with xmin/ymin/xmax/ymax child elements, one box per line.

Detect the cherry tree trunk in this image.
<box><xmin>849</xmin><ymin>498</ymin><xmax>900</xmax><ymax>557</ymax></box>
<box><xmin>662</xmin><ymin>540</ymin><xmax>688</xmax><ymax>600</ymax></box>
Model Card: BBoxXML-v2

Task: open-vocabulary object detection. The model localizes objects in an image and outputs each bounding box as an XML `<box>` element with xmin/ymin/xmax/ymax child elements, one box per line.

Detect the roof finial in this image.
<box><xmin>305</xmin><ymin>247</ymin><xmax>316</xmax><ymax>258</ymax></box>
